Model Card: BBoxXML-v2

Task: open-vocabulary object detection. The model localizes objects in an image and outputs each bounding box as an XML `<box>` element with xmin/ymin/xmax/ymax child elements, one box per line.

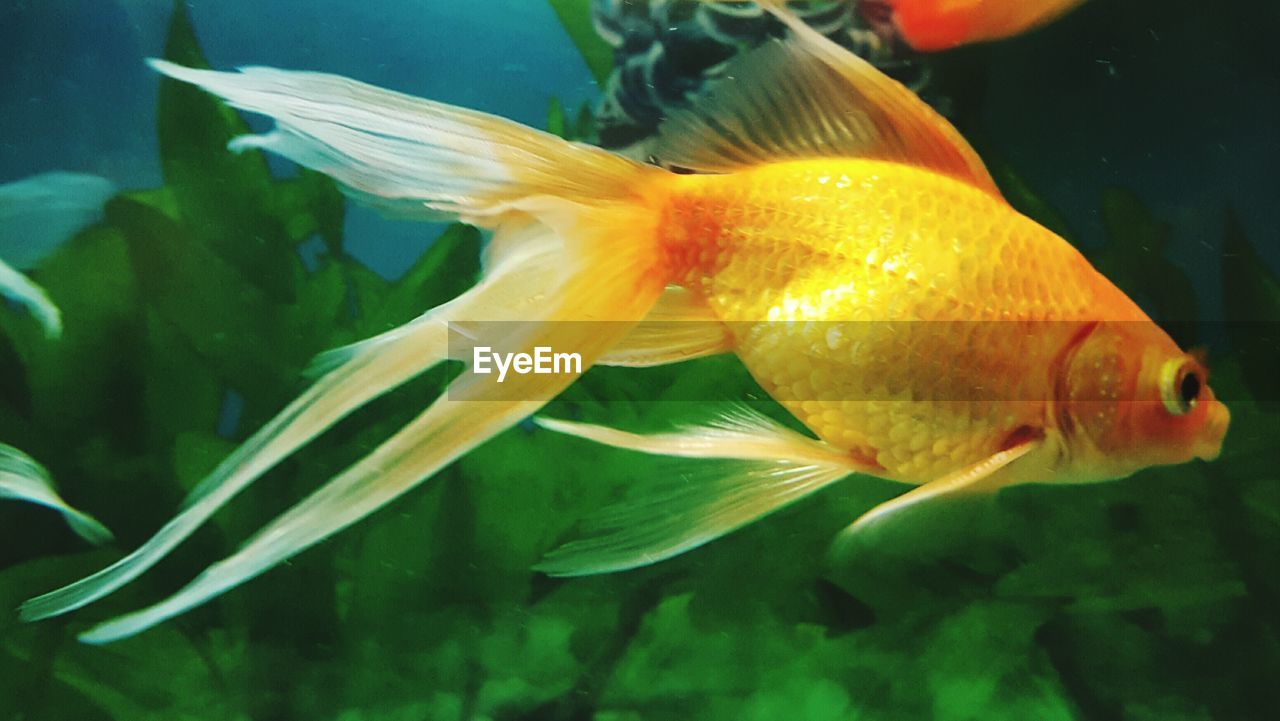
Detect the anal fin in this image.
<box><xmin>828</xmin><ymin>433</ymin><xmax>1043</xmax><ymax>562</ymax></box>
<box><xmin>533</xmin><ymin>406</ymin><xmax>870</xmax><ymax>576</ymax></box>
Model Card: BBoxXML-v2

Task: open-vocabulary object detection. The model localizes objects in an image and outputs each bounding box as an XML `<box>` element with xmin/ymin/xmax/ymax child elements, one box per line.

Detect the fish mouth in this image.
<box><xmin>1194</xmin><ymin>401</ymin><xmax>1231</xmax><ymax>462</ymax></box>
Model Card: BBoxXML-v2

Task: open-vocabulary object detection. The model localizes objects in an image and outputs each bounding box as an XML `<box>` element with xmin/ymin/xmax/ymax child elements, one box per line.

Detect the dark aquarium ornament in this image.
<box><xmin>589</xmin><ymin>0</ymin><xmax>930</xmax><ymax>148</ymax></box>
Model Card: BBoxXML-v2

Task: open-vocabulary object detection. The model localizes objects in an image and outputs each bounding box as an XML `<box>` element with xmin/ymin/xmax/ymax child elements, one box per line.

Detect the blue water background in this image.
<box><xmin>0</xmin><ymin>0</ymin><xmax>1277</xmax><ymax>304</ymax></box>
<box><xmin>0</xmin><ymin>0</ymin><xmax>598</xmax><ymax>278</ymax></box>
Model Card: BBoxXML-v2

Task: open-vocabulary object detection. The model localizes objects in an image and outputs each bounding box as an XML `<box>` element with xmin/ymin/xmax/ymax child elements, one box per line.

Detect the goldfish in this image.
<box><xmin>21</xmin><ymin>1</ymin><xmax>1226</xmax><ymax>642</ymax></box>
<box><xmin>861</xmin><ymin>0</ymin><xmax>1089</xmax><ymax>50</ymax></box>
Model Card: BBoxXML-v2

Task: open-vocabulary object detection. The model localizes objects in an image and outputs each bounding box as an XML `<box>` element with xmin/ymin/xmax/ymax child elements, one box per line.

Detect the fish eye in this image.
<box><xmin>1160</xmin><ymin>359</ymin><xmax>1201</xmax><ymax>416</ymax></box>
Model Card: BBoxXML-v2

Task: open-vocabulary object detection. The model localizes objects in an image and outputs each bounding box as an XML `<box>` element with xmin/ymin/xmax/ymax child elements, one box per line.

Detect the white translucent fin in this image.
<box><xmin>828</xmin><ymin>435</ymin><xmax>1041</xmax><ymax>562</ymax></box>
<box><xmin>147</xmin><ymin>60</ymin><xmax>662</xmax><ymax>225</ymax></box>
<box><xmin>0</xmin><ymin>171</ymin><xmax>116</xmax><ymax>269</ymax></box>
<box><xmin>0</xmin><ymin>258</ymin><xmax>61</xmax><ymax>339</ymax></box>
<box><xmin>532</xmin><ymin>407</ymin><xmax>868</xmax><ymax>576</ymax></box>
<box><xmin>31</xmin><ymin>62</ymin><xmax>670</xmax><ymax>641</ymax></box>
<box><xmin>306</xmin><ymin>219</ymin><xmax>561</xmax><ymax>379</ymax></box>
<box><xmin>20</xmin><ymin>221</ymin><xmax>560</xmax><ymax>623</ymax></box>
<box><xmin>78</xmin><ymin>398</ymin><xmax>539</xmax><ymax>643</ymax></box>
<box><xmin>654</xmin><ymin>1</ymin><xmax>1000</xmax><ymax>195</ymax></box>
<box><xmin>0</xmin><ymin>444</ymin><xmax>112</xmax><ymax>545</ymax></box>
<box><xmin>599</xmin><ymin>286</ymin><xmax>732</xmax><ymax>367</ymax></box>
<box><xmin>77</xmin><ymin>224</ymin><xmax>668</xmax><ymax>643</ymax></box>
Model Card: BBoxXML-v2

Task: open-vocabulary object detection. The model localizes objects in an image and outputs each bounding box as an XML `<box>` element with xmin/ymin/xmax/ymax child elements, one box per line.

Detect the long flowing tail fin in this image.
<box><xmin>145</xmin><ymin>60</ymin><xmax>662</xmax><ymax>224</ymax></box>
<box><xmin>23</xmin><ymin>62</ymin><xmax>673</xmax><ymax>641</ymax></box>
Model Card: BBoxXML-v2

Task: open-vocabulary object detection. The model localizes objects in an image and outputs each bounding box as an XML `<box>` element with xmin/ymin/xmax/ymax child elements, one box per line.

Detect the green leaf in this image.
<box><xmin>370</xmin><ymin>223</ymin><xmax>482</xmax><ymax>331</ymax></box>
<box><xmin>986</xmin><ymin>153</ymin><xmax>1076</xmax><ymax>243</ymax></box>
<box><xmin>1</xmin><ymin>551</ymin><xmax>248</xmax><ymax>721</ymax></box>
<box><xmin>266</xmin><ymin>169</ymin><xmax>347</xmax><ymax>253</ymax></box>
<box><xmin>107</xmin><ymin>196</ymin><xmax>301</xmax><ymax>403</ymax></box>
<box><xmin>458</xmin><ymin>427</ymin><xmax>580</xmax><ymax>598</ymax></box>
<box><xmin>155</xmin><ymin>0</ymin><xmax>297</xmax><ymax>302</ymax></box>
<box><xmin>140</xmin><ymin>309</ymin><xmax>223</xmax><ymax>453</ymax></box>
<box><xmin>547</xmin><ymin>97</ymin><xmax>567</xmax><ymax>139</ymax></box>
<box><xmin>916</xmin><ymin>603</ymin><xmax>1073</xmax><ymax>721</ymax></box>
<box><xmin>341</xmin><ymin>257</ymin><xmax>393</xmax><ymax>337</ymax></box>
<box><xmin>575</xmin><ymin>101</ymin><xmax>596</xmax><ymax>142</ymax></box>
<box><xmin>1093</xmin><ymin>188</ymin><xmax>1199</xmax><ymax>339</ymax></box>
<box><xmin>168</xmin><ymin>430</ymin><xmax>250</xmax><ymax>540</ymax></box>
<box><xmin>1221</xmin><ymin>210</ymin><xmax>1280</xmax><ymax>405</ymax></box>
<box><xmin>547</xmin><ymin>99</ymin><xmax>596</xmax><ymax>142</ymax></box>
<box><xmin>0</xmin><ymin>552</ymin><xmax>120</xmax><ymax>634</ymax></box>
<box><xmin>0</xmin><ymin>225</ymin><xmax>142</xmax><ymax>437</ymax></box>
<box><xmin>123</xmin><ymin>186</ymin><xmax>180</xmax><ymax>221</ymax></box>
<box><xmin>547</xmin><ymin>0</ymin><xmax>615</xmax><ymax>84</ymax></box>
<box><xmin>292</xmin><ymin>256</ymin><xmax>352</xmax><ymax>348</ymax></box>
<box><xmin>171</xmin><ymin>431</ymin><xmax>238</xmax><ymax>495</ymax></box>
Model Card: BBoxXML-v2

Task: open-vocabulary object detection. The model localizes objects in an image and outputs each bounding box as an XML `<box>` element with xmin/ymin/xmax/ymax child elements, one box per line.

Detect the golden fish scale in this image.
<box><xmin>659</xmin><ymin>159</ymin><xmax>1145</xmax><ymax>483</ymax></box>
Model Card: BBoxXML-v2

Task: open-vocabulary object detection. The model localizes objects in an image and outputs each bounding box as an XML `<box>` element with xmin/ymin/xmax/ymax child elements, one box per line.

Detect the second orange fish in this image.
<box><xmin>862</xmin><ymin>0</ymin><xmax>1089</xmax><ymax>50</ymax></box>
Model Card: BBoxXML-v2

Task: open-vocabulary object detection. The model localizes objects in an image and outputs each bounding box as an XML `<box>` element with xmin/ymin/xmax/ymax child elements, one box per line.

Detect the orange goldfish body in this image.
<box><xmin>22</xmin><ymin>1</ymin><xmax>1226</xmax><ymax>641</ymax></box>
<box><xmin>869</xmin><ymin>0</ymin><xmax>1089</xmax><ymax>51</ymax></box>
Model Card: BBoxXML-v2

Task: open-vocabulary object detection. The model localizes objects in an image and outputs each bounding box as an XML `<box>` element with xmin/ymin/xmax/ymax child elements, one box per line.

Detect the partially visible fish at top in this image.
<box><xmin>21</xmin><ymin>1</ymin><xmax>1226</xmax><ymax>643</ymax></box>
<box><xmin>860</xmin><ymin>0</ymin><xmax>1089</xmax><ymax>51</ymax></box>
<box><xmin>0</xmin><ymin>171</ymin><xmax>117</xmax><ymax>338</ymax></box>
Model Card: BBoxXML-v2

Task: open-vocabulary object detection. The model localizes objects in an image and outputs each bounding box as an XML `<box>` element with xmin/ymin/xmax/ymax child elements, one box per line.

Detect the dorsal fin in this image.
<box><xmin>653</xmin><ymin>0</ymin><xmax>1001</xmax><ymax>197</ymax></box>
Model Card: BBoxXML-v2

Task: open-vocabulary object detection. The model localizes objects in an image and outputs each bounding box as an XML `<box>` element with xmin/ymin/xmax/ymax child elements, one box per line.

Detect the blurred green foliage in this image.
<box><xmin>546</xmin><ymin>0</ymin><xmax>615</xmax><ymax>84</ymax></box>
<box><xmin>0</xmin><ymin>2</ymin><xmax>1276</xmax><ymax>721</ymax></box>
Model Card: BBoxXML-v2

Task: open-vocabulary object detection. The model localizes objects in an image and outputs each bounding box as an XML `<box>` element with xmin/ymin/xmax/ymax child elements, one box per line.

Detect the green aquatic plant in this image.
<box><xmin>1093</xmin><ymin>187</ymin><xmax>1201</xmax><ymax>344</ymax></box>
<box><xmin>0</xmin><ymin>257</ymin><xmax>61</xmax><ymax>340</ymax></box>
<box><xmin>0</xmin><ymin>4</ymin><xmax>478</xmax><ymax>718</ymax></box>
<box><xmin>0</xmin><ymin>171</ymin><xmax>117</xmax><ymax>338</ymax></box>
<box><xmin>546</xmin><ymin>96</ymin><xmax>597</xmax><ymax>143</ymax></box>
<box><xmin>547</xmin><ymin>0</ymin><xmax>615</xmax><ymax>84</ymax></box>
<box><xmin>1222</xmin><ymin>210</ymin><xmax>1280</xmax><ymax>408</ymax></box>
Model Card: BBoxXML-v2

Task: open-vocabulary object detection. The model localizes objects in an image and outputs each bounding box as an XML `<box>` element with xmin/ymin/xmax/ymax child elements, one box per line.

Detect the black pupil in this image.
<box><xmin>1180</xmin><ymin>371</ymin><xmax>1201</xmax><ymax>406</ymax></box>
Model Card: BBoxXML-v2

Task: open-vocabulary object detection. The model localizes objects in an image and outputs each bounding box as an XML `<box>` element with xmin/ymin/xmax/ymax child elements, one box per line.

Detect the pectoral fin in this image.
<box><xmin>828</xmin><ymin>434</ymin><xmax>1042</xmax><ymax>561</ymax></box>
<box><xmin>533</xmin><ymin>407</ymin><xmax>871</xmax><ymax>576</ymax></box>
